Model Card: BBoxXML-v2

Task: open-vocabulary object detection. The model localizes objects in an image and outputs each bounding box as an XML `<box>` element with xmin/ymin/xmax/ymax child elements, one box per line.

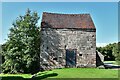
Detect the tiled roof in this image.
<box><xmin>41</xmin><ymin>12</ymin><xmax>96</xmax><ymax>29</ymax></box>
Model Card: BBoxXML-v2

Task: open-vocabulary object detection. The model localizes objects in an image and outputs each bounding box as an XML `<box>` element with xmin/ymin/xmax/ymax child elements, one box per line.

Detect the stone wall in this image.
<box><xmin>96</xmin><ymin>51</ymin><xmax>104</xmax><ymax>67</ymax></box>
<box><xmin>40</xmin><ymin>28</ymin><xmax>96</xmax><ymax>70</ymax></box>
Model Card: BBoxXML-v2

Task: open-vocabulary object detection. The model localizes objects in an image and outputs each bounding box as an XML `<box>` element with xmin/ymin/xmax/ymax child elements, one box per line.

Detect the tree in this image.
<box><xmin>1</xmin><ymin>9</ymin><xmax>40</xmax><ymax>74</ymax></box>
<box><xmin>97</xmin><ymin>43</ymin><xmax>116</xmax><ymax>61</ymax></box>
<box><xmin>104</xmin><ymin>44</ymin><xmax>115</xmax><ymax>61</ymax></box>
<box><xmin>0</xmin><ymin>44</ymin><xmax>6</xmax><ymax>64</ymax></box>
<box><xmin>112</xmin><ymin>42</ymin><xmax>120</xmax><ymax>61</ymax></box>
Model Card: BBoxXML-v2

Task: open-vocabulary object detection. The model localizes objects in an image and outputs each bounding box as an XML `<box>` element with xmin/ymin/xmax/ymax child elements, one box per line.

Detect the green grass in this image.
<box><xmin>0</xmin><ymin>74</ymin><xmax>32</xmax><ymax>78</ymax></box>
<box><xmin>0</xmin><ymin>68</ymin><xmax>119</xmax><ymax>80</ymax></box>
<box><xmin>50</xmin><ymin>68</ymin><xmax>118</xmax><ymax>78</ymax></box>
<box><xmin>0</xmin><ymin>71</ymin><xmax>57</xmax><ymax>80</ymax></box>
<box><xmin>0</xmin><ymin>73</ymin><xmax>32</xmax><ymax>80</ymax></box>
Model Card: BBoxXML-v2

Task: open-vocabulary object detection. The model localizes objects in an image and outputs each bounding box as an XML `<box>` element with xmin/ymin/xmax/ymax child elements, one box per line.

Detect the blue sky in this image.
<box><xmin>1</xmin><ymin>2</ymin><xmax>118</xmax><ymax>46</ymax></box>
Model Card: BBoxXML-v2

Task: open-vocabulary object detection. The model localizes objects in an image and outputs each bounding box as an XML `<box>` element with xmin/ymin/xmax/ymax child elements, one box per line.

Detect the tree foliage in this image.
<box><xmin>97</xmin><ymin>42</ymin><xmax>120</xmax><ymax>61</ymax></box>
<box><xmin>0</xmin><ymin>44</ymin><xmax>6</xmax><ymax>63</ymax></box>
<box><xmin>112</xmin><ymin>42</ymin><xmax>120</xmax><ymax>61</ymax></box>
<box><xmin>1</xmin><ymin>9</ymin><xmax>40</xmax><ymax>74</ymax></box>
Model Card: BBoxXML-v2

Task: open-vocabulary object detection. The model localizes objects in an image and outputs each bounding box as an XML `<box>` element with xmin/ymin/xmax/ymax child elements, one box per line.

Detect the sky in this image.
<box><xmin>1</xmin><ymin>0</ymin><xmax>119</xmax><ymax>2</ymax></box>
<box><xmin>1</xmin><ymin>2</ymin><xmax>118</xmax><ymax>47</ymax></box>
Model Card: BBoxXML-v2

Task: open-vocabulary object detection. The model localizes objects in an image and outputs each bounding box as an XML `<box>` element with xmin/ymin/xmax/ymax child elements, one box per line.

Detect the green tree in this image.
<box><xmin>1</xmin><ymin>9</ymin><xmax>40</xmax><ymax>74</ymax></box>
<box><xmin>0</xmin><ymin>44</ymin><xmax>6</xmax><ymax>64</ymax></box>
<box><xmin>97</xmin><ymin>43</ymin><xmax>115</xmax><ymax>61</ymax></box>
<box><xmin>112</xmin><ymin>42</ymin><xmax>120</xmax><ymax>61</ymax></box>
<box><xmin>104</xmin><ymin>44</ymin><xmax>115</xmax><ymax>61</ymax></box>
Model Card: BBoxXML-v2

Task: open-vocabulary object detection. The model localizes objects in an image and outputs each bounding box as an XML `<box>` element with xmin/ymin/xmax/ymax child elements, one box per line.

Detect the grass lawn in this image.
<box><xmin>0</xmin><ymin>74</ymin><xmax>32</xmax><ymax>78</ymax></box>
<box><xmin>50</xmin><ymin>68</ymin><xmax>118</xmax><ymax>78</ymax></box>
<box><xmin>0</xmin><ymin>68</ymin><xmax>119</xmax><ymax>80</ymax></box>
<box><xmin>0</xmin><ymin>73</ymin><xmax>32</xmax><ymax>80</ymax></box>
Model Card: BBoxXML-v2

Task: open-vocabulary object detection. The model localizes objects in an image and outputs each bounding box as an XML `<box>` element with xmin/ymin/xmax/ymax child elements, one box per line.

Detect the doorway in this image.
<box><xmin>66</xmin><ymin>49</ymin><xmax>76</xmax><ymax>67</ymax></box>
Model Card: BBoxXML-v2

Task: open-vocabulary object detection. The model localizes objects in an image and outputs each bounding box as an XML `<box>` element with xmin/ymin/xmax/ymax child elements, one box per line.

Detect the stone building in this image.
<box><xmin>40</xmin><ymin>12</ymin><xmax>97</xmax><ymax>70</ymax></box>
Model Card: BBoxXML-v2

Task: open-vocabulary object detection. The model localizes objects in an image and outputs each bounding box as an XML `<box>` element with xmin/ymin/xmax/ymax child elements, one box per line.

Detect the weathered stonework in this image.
<box><xmin>40</xmin><ymin>12</ymin><xmax>96</xmax><ymax>70</ymax></box>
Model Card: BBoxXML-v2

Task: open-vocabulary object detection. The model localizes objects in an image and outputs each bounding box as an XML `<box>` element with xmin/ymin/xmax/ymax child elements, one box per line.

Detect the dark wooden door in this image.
<box><xmin>66</xmin><ymin>49</ymin><xmax>76</xmax><ymax>67</ymax></box>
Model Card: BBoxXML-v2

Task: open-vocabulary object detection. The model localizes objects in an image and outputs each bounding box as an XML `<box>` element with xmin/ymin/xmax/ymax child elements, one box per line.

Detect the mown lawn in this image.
<box><xmin>51</xmin><ymin>68</ymin><xmax>118</xmax><ymax>78</ymax></box>
<box><xmin>0</xmin><ymin>73</ymin><xmax>32</xmax><ymax>80</ymax></box>
<box><xmin>0</xmin><ymin>68</ymin><xmax>119</xmax><ymax>80</ymax></box>
<box><xmin>0</xmin><ymin>74</ymin><xmax>31</xmax><ymax>78</ymax></box>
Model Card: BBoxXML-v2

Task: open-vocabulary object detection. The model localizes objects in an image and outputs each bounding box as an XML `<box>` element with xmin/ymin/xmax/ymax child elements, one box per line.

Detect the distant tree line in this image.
<box><xmin>97</xmin><ymin>42</ymin><xmax>120</xmax><ymax>61</ymax></box>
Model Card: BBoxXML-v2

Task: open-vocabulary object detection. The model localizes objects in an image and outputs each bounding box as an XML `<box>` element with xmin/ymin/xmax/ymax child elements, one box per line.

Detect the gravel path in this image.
<box><xmin>104</xmin><ymin>63</ymin><xmax>120</xmax><ymax>69</ymax></box>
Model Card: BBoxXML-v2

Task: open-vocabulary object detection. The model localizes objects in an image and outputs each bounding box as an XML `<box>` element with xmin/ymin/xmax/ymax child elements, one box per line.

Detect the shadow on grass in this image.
<box><xmin>0</xmin><ymin>73</ymin><xmax>58</xmax><ymax>80</ymax></box>
<box><xmin>32</xmin><ymin>73</ymin><xmax>58</xmax><ymax>80</ymax></box>
<box><xmin>0</xmin><ymin>76</ymin><xmax>25</xmax><ymax>80</ymax></box>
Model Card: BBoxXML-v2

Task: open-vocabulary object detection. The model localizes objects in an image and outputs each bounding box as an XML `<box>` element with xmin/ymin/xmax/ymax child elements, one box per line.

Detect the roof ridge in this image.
<box><xmin>43</xmin><ymin>12</ymin><xmax>90</xmax><ymax>16</ymax></box>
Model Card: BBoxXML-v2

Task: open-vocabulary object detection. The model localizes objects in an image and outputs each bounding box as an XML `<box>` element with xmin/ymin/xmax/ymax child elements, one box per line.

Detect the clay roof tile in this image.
<box><xmin>41</xmin><ymin>12</ymin><xmax>96</xmax><ymax>29</ymax></box>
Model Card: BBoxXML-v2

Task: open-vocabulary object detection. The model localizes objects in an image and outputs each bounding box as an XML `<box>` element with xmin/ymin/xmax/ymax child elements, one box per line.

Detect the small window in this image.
<box><xmin>65</xmin><ymin>45</ymin><xmax>66</xmax><ymax>48</ymax></box>
<box><xmin>79</xmin><ymin>54</ymin><xmax>82</xmax><ymax>56</ymax></box>
<box><xmin>47</xmin><ymin>47</ymin><xmax>49</xmax><ymax>49</ymax></box>
<box><xmin>91</xmin><ymin>46</ymin><xmax>93</xmax><ymax>48</ymax></box>
<box><xmin>92</xmin><ymin>35</ymin><xmax>94</xmax><ymax>37</ymax></box>
<box><xmin>53</xmin><ymin>57</ymin><xmax>57</xmax><ymax>60</ymax></box>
